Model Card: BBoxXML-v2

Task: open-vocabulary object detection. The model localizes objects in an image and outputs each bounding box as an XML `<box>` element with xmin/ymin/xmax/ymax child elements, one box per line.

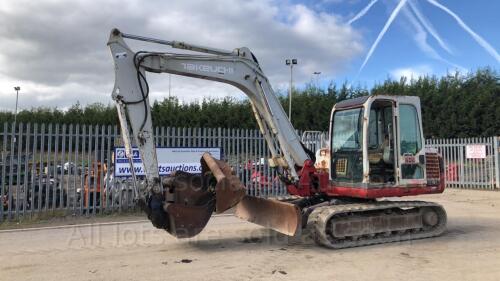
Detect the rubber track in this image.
<box><xmin>306</xmin><ymin>200</ymin><xmax>447</xmax><ymax>249</ymax></box>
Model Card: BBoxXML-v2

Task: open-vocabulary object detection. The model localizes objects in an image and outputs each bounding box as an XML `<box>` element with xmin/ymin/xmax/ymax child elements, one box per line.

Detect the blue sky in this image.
<box><xmin>297</xmin><ymin>0</ymin><xmax>500</xmax><ymax>88</ymax></box>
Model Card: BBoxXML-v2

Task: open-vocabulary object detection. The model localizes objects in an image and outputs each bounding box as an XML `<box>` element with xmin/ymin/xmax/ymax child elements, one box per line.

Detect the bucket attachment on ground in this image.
<box><xmin>149</xmin><ymin>153</ymin><xmax>300</xmax><ymax>239</ymax></box>
<box><xmin>159</xmin><ymin>170</ymin><xmax>215</xmax><ymax>238</ymax></box>
<box><xmin>235</xmin><ymin>196</ymin><xmax>302</xmax><ymax>236</ymax></box>
<box><xmin>164</xmin><ymin>200</ymin><xmax>215</xmax><ymax>238</ymax></box>
<box><xmin>154</xmin><ymin>153</ymin><xmax>246</xmax><ymax>238</ymax></box>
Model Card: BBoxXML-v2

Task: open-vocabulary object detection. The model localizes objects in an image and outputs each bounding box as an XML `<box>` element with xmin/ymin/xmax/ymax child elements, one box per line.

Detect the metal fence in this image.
<box><xmin>426</xmin><ymin>137</ymin><xmax>500</xmax><ymax>190</ymax></box>
<box><xmin>0</xmin><ymin>123</ymin><xmax>291</xmax><ymax>222</ymax></box>
<box><xmin>1</xmin><ymin>122</ymin><xmax>499</xmax><ymax>222</ymax></box>
<box><xmin>301</xmin><ymin>131</ymin><xmax>328</xmax><ymax>153</ymax></box>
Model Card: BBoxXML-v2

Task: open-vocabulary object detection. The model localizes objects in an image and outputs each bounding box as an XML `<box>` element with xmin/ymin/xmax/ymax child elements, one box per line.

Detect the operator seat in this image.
<box><xmin>382</xmin><ymin>136</ymin><xmax>393</xmax><ymax>165</ymax></box>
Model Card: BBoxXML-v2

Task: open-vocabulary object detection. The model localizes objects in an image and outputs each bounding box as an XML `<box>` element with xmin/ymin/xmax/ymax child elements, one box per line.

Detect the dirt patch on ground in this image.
<box><xmin>1</xmin><ymin>189</ymin><xmax>500</xmax><ymax>281</ymax></box>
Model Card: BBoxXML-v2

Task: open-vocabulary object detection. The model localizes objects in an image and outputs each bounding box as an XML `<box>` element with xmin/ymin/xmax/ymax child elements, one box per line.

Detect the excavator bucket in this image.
<box><xmin>159</xmin><ymin>153</ymin><xmax>301</xmax><ymax>238</ymax></box>
<box><xmin>160</xmin><ymin>171</ymin><xmax>216</xmax><ymax>238</ymax></box>
<box><xmin>159</xmin><ymin>153</ymin><xmax>246</xmax><ymax>238</ymax></box>
<box><xmin>164</xmin><ymin>200</ymin><xmax>215</xmax><ymax>238</ymax></box>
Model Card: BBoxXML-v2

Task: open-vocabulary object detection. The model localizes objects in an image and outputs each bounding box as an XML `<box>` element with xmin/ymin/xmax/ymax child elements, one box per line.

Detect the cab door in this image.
<box><xmin>395</xmin><ymin>101</ymin><xmax>427</xmax><ymax>185</ymax></box>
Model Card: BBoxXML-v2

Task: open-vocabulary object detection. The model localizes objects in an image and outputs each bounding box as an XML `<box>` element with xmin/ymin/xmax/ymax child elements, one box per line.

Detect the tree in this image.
<box><xmin>0</xmin><ymin>67</ymin><xmax>498</xmax><ymax>137</ymax></box>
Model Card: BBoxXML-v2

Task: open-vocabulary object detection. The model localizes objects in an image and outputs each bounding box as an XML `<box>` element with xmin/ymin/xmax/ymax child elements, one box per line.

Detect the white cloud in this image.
<box><xmin>348</xmin><ymin>0</ymin><xmax>378</xmax><ymax>25</ymax></box>
<box><xmin>400</xmin><ymin>3</ymin><xmax>464</xmax><ymax>71</ymax></box>
<box><xmin>359</xmin><ymin>0</ymin><xmax>408</xmax><ymax>73</ymax></box>
<box><xmin>390</xmin><ymin>65</ymin><xmax>433</xmax><ymax>80</ymax></box>
<box><xmin>426</xmin><ymin>0</ymin><xmax>500</xmax><ymax>63</ymax></box>
<box><xmin>407</xmin><ymin>0</ymin><xmax>452</xmax><ymax>55</ymax></box>
<box><xmin>0</xmin><ymin>0</ymin><xmax>364</xmax><ymax>111</ymax></box>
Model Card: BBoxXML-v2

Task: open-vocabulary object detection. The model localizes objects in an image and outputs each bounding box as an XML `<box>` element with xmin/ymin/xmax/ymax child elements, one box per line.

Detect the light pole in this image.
<box><xmin>313</xmin><ymin>71</ymin><xmax>321</xmax><ymax>81</ymax></box>
<box><xmin>313</xmin><ymin>71</ymin><xmax>321</xmax><ymax>89</ymax></box>
<box><xmin>168</xmin><ymin>74</ymin><xmax>172</xmax><ymax>99</ymax></box>
<box><xmin>285</xmin><ymin>58</ymin><xmax>297</xmax><ymax>122</ymax></box>
<box><xmin>13</xmin><ymin>86</ymin><xmax>20</xmax><ymax>143</ymax></box>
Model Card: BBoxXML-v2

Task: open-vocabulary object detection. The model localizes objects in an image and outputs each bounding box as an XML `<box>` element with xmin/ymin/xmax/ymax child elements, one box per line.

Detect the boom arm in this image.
<box><xmin>107</xmin><ymin>28</ymin><xmax>309</xmax><ymax>196</ymax></box>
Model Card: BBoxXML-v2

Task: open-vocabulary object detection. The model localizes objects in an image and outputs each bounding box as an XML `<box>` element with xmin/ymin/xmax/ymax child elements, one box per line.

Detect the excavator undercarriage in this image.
<box><xmin>307</xmin><ymin>200</ymin><xmax>446</xmax><ymax>249</ymax></box>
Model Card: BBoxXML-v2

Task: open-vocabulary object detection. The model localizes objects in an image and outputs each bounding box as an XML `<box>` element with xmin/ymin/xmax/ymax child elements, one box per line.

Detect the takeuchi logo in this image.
<box><xmin>181</xmin><ymin>63</ymin><xmax>234</xmax><ymax>75</ymax></box>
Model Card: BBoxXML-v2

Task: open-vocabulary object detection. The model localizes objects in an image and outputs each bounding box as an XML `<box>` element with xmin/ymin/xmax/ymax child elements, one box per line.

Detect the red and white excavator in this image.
<box><xmin>108</xmin><ymin>29</ymin><xmax>446</xmax><ymax>248</ymax></box>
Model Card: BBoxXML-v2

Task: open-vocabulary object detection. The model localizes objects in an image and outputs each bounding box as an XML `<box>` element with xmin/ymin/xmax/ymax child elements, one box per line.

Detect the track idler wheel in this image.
<box><xmin>422</xmin><ymin>208</ymin><xmax>439</xmax><ymax>227</ymax></box>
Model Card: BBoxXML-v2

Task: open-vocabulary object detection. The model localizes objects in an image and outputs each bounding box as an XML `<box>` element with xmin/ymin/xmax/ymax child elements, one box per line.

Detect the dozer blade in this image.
<box><xmin>235</xmin><ymin>196</ymin><xmax>302</xmax><ymax>236</ymax></box>
<box><xmin>200</xmin><ymin>153</ymin><xmax>246</xmax><ymax>213</ymax></box>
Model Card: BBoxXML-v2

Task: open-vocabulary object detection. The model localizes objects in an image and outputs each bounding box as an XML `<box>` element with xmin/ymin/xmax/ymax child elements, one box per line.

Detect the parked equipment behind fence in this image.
<box><xmin>0</xmin><ymin>123</ymin><xmax>499</xmax><ymax>221</ymax></box>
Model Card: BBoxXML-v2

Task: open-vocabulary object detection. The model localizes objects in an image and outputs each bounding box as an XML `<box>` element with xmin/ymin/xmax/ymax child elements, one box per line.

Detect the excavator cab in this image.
<box><xmin>329</xmin><ymin>95</ymin><xmax>428</xmax><ymax>189</ymax></box>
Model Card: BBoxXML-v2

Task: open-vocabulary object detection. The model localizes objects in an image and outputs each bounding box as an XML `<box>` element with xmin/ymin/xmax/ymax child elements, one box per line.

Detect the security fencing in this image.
<box><xmin>301</xmin><ymin>131</ymin><xmax>329</xmax><ymax>154</ymax></box>
<box><xmin>426</xmin><ymin>137</ymin><xmax>500</xmax><ymax>190</ymax></box>
<box><xmin>0</xmin><ymin>122</ymin><xmax>499</xmax><ymax>222</ymax></box>
<box><xmin>0</xmin><ymin>123</ymin><xmax>294</xmax><ymax>222</ymax></box>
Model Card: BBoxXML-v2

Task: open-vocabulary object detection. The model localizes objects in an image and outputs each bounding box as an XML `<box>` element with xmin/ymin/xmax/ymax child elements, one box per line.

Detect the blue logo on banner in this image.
<box><xmin>116</xmin><ymin>148</ymin><xmax>141</xmax><ymax>160</ymax></box>
<box><xmin>116</xmin><ymin>149</ymin><xmax>126</xmax><ymax>159</ymax></box>
<box><xmin>133</xmin><ymin>150</ymin><xmax>140</xmax><ymax>159</ymax></box>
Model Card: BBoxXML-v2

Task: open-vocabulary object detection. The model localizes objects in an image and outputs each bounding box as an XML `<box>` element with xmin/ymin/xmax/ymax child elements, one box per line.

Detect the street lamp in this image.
<box><xmin>313</xmin><ymin>72</ymin><xmax>321</xmax><ymax>88</ymax></box>
<box><xmin>13</xmin><ymin>86</ymin><xmax>20</xmax><ymax>143</ymax></box>
<box><xmin>168</xmin><ymin>74</ymin><xmax>172</xmax><ymax>99</ymax></box>
<box><xmin>285</xmin><ymin>58</ymin><xmax>297</xmax><ymax>122</ymax></box>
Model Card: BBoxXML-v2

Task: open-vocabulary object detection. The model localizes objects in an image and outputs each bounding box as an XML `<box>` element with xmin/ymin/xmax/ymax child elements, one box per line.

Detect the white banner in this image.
<box><xmin>114</xmin><ymin>147</ymin><xmax>222</xmax><ymax>177</ymax></box>
<box><xmin>466</xmin><ymin>144</ymin><xmax>486</xmax><ymax>159</ymax></box>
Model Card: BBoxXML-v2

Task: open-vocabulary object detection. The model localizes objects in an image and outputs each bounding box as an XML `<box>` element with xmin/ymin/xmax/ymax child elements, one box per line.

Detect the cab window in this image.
<box><xmin>332</xmin><ymin>108</ymin><xmax>363</xmax><ymax>151</ymax></box>
<box><xmin>399</xmin><ymin>104</ymin><xmax>422</xmax><ymax>155</ymax></box>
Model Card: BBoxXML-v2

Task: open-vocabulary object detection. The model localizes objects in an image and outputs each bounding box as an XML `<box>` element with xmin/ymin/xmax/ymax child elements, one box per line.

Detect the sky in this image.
<box><xmin>0</xmin><ymin>0</ymin><xmax>498</xmax><ymax>111</ymax></box>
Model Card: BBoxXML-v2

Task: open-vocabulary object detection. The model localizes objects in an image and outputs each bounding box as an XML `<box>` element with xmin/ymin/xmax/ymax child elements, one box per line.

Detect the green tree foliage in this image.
<box><xmin>0</xmin><ymin>102</ymin><xmax>117</xmax><ymax>126</ymax></box>
<box><xmin>277</xmin><ymin>81</ymin><xmax>368</xmax><ymax>131</ymax></box>
<box><xmin>151</xmin><ymin>97</ymin><xmax>255</xmax><ymax>128</ymax></box>
<box><xmin>371</xmin><ymin>68</ymin><xmax>499</xmax><ymax>138</ymax></box>
<box><xmin>0</xmin><ymin>68</ymin><xmax>498</xmax><ymax>138</ymax></box>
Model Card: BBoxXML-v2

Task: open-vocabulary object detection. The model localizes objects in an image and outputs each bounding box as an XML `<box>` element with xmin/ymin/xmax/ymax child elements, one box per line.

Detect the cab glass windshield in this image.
<box><xmin>332</xmin><ymin>108</ymin><xmax>363</xmax><ymax>151</ymax></box>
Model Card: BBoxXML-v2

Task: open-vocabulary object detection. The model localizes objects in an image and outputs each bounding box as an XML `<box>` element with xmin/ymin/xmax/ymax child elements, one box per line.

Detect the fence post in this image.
<box><xmin>8</xmin><ymin>122</ymin><xmax>15</xmax><ymax>220</ymax></box>
<box><xmin>0</xmin><ymin>123</ymin><xmax>7</xmax><ymax>222</ymax></box>
<box><xmin>494</xmin><ymin>136</ymin><xmax>500</xmax><ymax>189</ymax></box>
<box><xmin>67</xmin><ymin>124</ymin><xmax>73</xmax><ymax>215</ymax></box>
<box><xmin>104</xmin><ymin>125</ymin><xmax>111</xmax><ymax>213</ymax></box>
<box><xmin>22</xmin><ymin>123</ymin><xmax>31</xmax><ymax>217</ymax></box>
<box><xmin>14</xmin><ymin>123</ymin><xmax>23</xmax><ymax>220</ymax></box>
<box><xmin>53</xmin><ymin>123</ymin><xmax>59</xmax><ymax>213</ymax></box>
<box><xmin>60</xmin><ymin>124</ymin><xmax>67</xmax><ymax>213</ymax></box>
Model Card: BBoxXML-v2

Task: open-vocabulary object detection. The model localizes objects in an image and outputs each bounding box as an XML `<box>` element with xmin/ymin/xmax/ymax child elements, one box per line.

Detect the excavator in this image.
<box><xmin>107</xmin><ymin>29</ymin><xmax>447</xmax><ymax>249</ymax></box>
